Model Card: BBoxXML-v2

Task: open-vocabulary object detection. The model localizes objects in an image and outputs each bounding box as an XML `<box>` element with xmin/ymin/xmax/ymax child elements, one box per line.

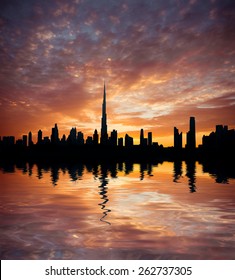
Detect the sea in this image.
<box><xmin>0</xmin><ymin>160</ymin><xmax>235</xmax><ymax>259</ymax></box>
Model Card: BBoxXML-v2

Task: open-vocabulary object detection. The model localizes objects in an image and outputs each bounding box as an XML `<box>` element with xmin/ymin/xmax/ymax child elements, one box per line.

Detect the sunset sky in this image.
<box><xmin>0</xmin><ymin>0</ymin><xmax>235</xmax><ymax>146</ymax></box>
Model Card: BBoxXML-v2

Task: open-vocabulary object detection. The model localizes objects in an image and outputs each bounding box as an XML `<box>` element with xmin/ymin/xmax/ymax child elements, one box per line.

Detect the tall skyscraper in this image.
<box><xmin>140</xmin><ymin>129</ymin><xmax>147</xmax><ymax>146</ymax></box>
<box><xmin>77</xmin><ymin>131</ymin><xmax>84</xmax><ymax>145</ymax></box>
<box><xmin>93</xmin><ymin>129</ymin><xmax>99</xmax><ymax>145</ymax></box>
<box><xmin>22</xmin><ymin>135</ymin><xmax>27</xmax><ymax>146</ymax></box>
<box><xmin>110</xmin><ymin>129</ymin><xmax>118</xmax><ymax>146</ymax></box>
<box><xmin>28</xmin><ymin>131</ymin><xmax>33</xmax><ymax>146</ymax></box>
<box><xmin>100</xmin><ymin>82</ymin><xmax>108</xmax><ymax>145</ymax></box>
<box><xmin>186</xmin><ymin>117</ymin><xmax>196</xmax><ymax>149</ymax></box>
<box><xmin>174</xmin><ymin>127</ymin><xmax>182</xmax><ymax>150</ymax></box>
<box><xmin>140</xmin><ymin>129</ymin><xmax>144</xmax><ymax>146</ymax></box>
<box><xmin>125</xmin><ymin>134</ymin><xmax>134</xmax><ymax>146</ymax></box>
<box><xmin>51</xmin><ymin>123</ymin><xmax>59</xmax><ymax>144</ymax></box>
<box><xmin>37</xmin><ymin>130</ymin><xmax>42</xmax><ymax>144</ymax></box>
<box><xmin>69</xmin><ymin>128</ymin><xmax>77</xmax><ymax>143</ymax></box>
<box><xmin>148</xmin><ymin>132</ymin><xmax>152</xmax><ymax>146</ymax></box>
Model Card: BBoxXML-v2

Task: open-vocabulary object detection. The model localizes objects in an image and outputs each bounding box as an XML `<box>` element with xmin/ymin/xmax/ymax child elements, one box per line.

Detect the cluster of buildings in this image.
<box><xmin>202</xmin><ymin>125</ymin><xmax>235</xmax><ymax>150</ymax></box>
<box><xmin>0</xmin><ymin>84</ymin><xmax>235</xmax><ymax>151</ymax></box>
<box><xmin>174</xmin><ymin>116</ymin><xmax>235</xmax><ymax>151</ymax></box>
<box><xmin>0</xmin><ymin>83</ymin><xmax>157</xmax><ymax>148</ymax></box>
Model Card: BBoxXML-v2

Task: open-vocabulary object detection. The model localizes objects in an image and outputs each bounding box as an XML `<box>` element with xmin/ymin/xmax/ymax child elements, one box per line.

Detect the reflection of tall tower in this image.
<box><xmin>98</xmin><ymin>164</ymin><xmax>111</xmax><ymax>225</ymax></box>
<box><xmin>100</xmin><ymin>82</ymin><xmax>108</xmax><ymax>145</ymax></box>
<box><xmin>186</xmin><ymin>160</ymin><xmax>196</xmax><ymax>192</ymax></box>
<box><xmin>173</xmin><ymin>161</ymin><xmax>183</xmax><ymax>182</ymax></box>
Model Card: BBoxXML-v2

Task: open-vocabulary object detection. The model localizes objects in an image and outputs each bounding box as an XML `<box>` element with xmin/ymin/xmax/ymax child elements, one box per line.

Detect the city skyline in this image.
<box><xmin>0</xmin><ymin>0</ymin><xmax>235</xmax><ymax>146</ymax></box>
<box><xmin>1</xmin><ymin>82</ymin><xmax>234</xmax><ymax>150</ymax></box>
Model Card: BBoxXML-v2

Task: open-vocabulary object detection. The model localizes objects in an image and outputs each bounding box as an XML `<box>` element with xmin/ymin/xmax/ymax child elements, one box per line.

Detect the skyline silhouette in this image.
<box><xmin>0</xmin><ymin>1</ymin><xmax>235</xmax><ymax>148</ymax></box>
<box><xmin>0</xmin><ymin>83</ymin><xmax>234</xmax><ymax>160</ymax></box>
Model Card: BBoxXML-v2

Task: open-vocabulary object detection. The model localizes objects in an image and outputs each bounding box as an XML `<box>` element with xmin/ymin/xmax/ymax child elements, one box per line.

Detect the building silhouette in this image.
<box><xmin>51</xmin><ymin>123</ymin><xmax>59</xmax><ymax>144</ymax></box>
<box><xmin>202</xmin><ymin>125</ymin><xmax>235</xmax><ymax>151</ymax></box>
<box><xmin>28</xmin><ymin>131</ymin><xmax>33</xmax><ymax>146</ymax></box>
<box><xmin>140</xmin><ymin>129</ymin><xmax>147</xmax><ymax>146</ymax></box>
<box><xmin>186</xmin><ymin>117</ymin><xmax>196</xmax><ymax>149</ymax></box>
<box><xmin>37</xmin><ymin>130</ymin><xmax>43</xmax><ymax>144</ymax></box>
<box><xmin>125</xmin><ymin>134</ymin><xmax>133</xmax><ymax>146</ymax></box>
<box><xmin>93</xmin><ymin>129</ymin><xmax>99</xmax><ymax>145</ymax></box>
<box><xmin>174</xmin><ymin>127</ymin><xmax>182</xmax><ymax>150</ymax></box>
<box><xmin>118</xmin><ymin>137</ymin><xmax>123</xmax><ymax>147</ymax></box>
<box><xmin>86</xmin><ymin>136</ymin><xmax>93</xmax><ymax>145</ymax></box>
<box><xmin>110</xmin><ymin>129</ymin><xmax>118</xmax><ymax>146</ymax></box>
<box><xmin>140</xmin><ymin>129</ymin><xmax>144</xmax><ymax>146</ymax></box>
<box><xmin>68</xmin><ymin>127</ymin><xmax>77</xmax><ymax>144</ymax></box>
<box><xmin>61</xmin><ymin>134</ymin><xmax>66</xmax><ymax>144</ymax></box>
<box><xmin>43</xmin><ymin>136</ymin><xmax>50</xmax><ymax>144</ymax></box>
<box><xmin>148</xmin><ymin>132</ymin><xmax>152</xmax><ymax>146</ymax></box>
<box><xmin>2</xmin><ymin>136</ymin><xmax>15</xmax><ymax>146</ymax></box>
<box><xmin>22</xmin><ymin>135</ymin><xmax>27</xmax><ymax>147</ymax></box>
<box><xmin>77</xmin><ymin>131</ymin><xmax>84</xmax><ymax>145</ymax></box>
<box><xmin>100</xmin><ymin>82</ymin><xmax>108</xmax><ymax>145</ymax></box>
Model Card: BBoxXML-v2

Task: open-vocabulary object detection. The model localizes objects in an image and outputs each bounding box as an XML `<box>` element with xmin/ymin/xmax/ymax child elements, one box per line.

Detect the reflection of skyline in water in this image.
<box><xmin>1</xmin><ymin>160</ymin><xmax>235</xmax><ymax>224</ymax></box>
<box><xmin>186</xmin><ymin>161</ymin><xmax>197</xmax><ymax>193</ymax></box>
<box><xmin>1</xmin><ymin>160</ymin><xmax>234</xmax><ymax>187</ymax></box>
<box><xmin>1</xmin><ymin>160</ymin><xmax>235</xmax><ymax>260</ymax></box>
<box><xmin>173</xmin><ymin>161</ymin><xmax>196</xmax><ymax>192</ymax></box>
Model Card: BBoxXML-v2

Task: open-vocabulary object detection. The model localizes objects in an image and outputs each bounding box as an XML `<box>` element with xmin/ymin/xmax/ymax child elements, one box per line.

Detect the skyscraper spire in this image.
<box><xmin>100</xmin><ymin>82</ymin><xmax>108</xmax><ymax>144</ymax></box>
<box><xmin>103</xmin><ymin>81</ymin><xmax>106</xmax><ymax>115</ymax></box>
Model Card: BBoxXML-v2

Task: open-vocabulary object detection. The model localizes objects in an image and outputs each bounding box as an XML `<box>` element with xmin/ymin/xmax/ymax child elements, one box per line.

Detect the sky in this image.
<box><xmin>0</xmin><ymin>0</ymin><xmax>235</xmax><ymax>147</ymax></box>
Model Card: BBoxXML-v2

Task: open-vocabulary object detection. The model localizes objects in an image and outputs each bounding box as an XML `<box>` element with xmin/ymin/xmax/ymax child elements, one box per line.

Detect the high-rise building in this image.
<box><xmin>186</xmin><ymin>117</ymin><xmax>196</xmax><ymax>149</ymax></box>
<box><xmin>93</xmin><ymin>129</ymin><xmax>99</xmax><ymax>145</ymax></box>
<box><xmin>61</xmin><ymin>134</ymin><xmax>66</xmax><ymax>144</ymax></box>
<box><xmin>110</xmin><ymin>129</ymin><xmax>118</xmax><ymax>146</ymax></box>
<box><xmin>140</xmin><ymin>129</ymin><xmax>147</xmax><ymax>146</ymax></box>
<box><xmin>100</xmin><ymin>82</ymin><xmax>108</xmax><ymax>145</ymax></box>
<box><xmin>125</xmin><ymin>134</ymin><xmax>133</xmax><ymax>147</ymax></box>
<box><xmin>22</xmin><ymin>135</ymin><xmax>27</xmax><ymax>146</ymax></box>
<box><xmin>68</xmin><ymin>127</ymin><xmax>77</xmax><ymax>144</ymax></box>
<box><xmin>174</xmin><ymin>127</ymin><xmax>182</xmax><ymax>150</ymax></box>
<box><xmin>51</xmin><ymin>123</ymin><xmax>59</xmax><ymax>144</ymax></box>
<box><xmin>118</xmin><ymin>137</ymin><xmax>123</xmax><ymax>147</ymax></box>
<box><xmin>148</xmin><ymin>132</ymin><xmax>152</xmax><ymax>146</ymax></box>
<box><xmin>140</xmin><ymin>129</ymin><xmax>144</xmax><ymax>146</ymax></box>
<box><xmin>77</xmin><ymin>131</ymin><xmax>84</xmax><ymax>145</ymax></box>
<box><xmin>28</xmin><ymin>131</ymin><xmax>33</xmax><ymax>146</ymax></box>
<box><xmin>37</xmin><ymin>130</ymin><xmax>42</xmax><ymax>144</ymax></box>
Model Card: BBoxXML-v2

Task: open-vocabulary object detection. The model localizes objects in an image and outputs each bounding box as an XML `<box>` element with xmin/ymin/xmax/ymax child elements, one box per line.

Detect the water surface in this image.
<box><xmin>0</xmin><ymin>160</ymin><xmax>235</xmax><ymax>259</ymax></box>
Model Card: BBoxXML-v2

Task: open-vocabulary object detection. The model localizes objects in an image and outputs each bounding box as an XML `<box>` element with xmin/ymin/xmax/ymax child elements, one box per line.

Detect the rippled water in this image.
<box><xmin>0</xmin><ymin>160</ymin><xmax>235</xmax><ymax>259</ymax></box>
